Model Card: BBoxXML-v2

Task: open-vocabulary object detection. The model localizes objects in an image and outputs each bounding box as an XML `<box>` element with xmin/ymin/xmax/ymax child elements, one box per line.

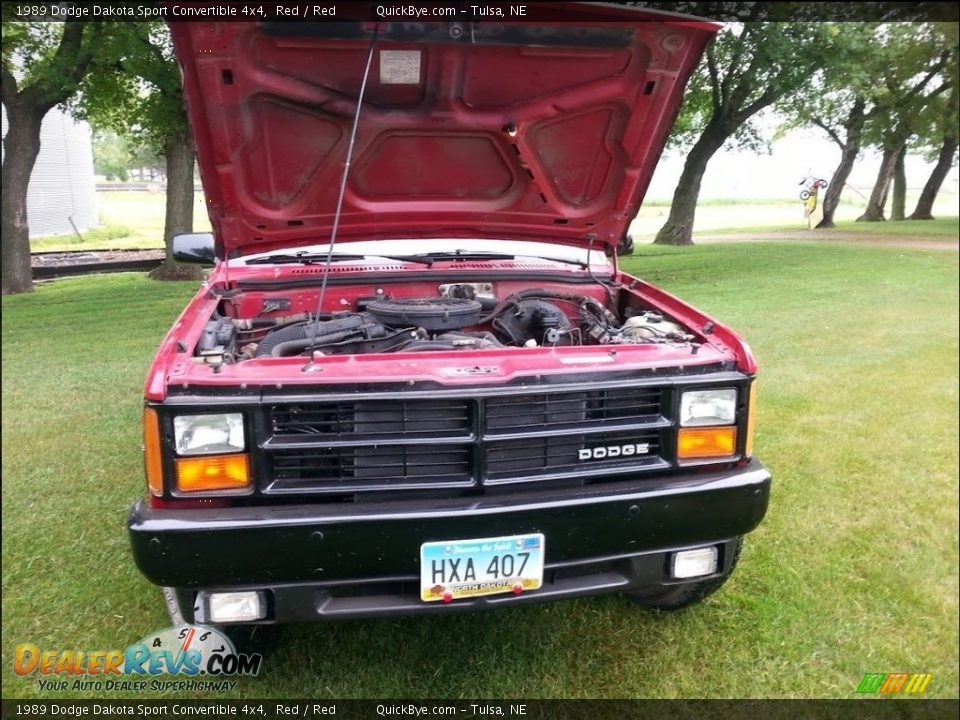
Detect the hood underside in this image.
<box><xmin>169</xmin><ymin>8</ymin><xmax>717</xmax><ymax>259</ymax></box>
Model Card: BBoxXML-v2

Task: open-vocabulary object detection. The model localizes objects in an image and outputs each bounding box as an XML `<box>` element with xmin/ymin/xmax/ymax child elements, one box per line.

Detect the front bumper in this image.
<box><xmin>128</xmin><ymin>459</ymin><xmax>770</xmax><ymax>622</ymax></box>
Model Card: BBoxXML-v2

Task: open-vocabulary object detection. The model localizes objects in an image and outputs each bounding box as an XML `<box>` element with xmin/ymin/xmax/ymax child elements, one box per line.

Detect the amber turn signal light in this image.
<box><xmin>143</xmin><ymin>407</ymin><xmax>164</xmax><ymax>496</ymax></box>
<box><xmin>175</xmin><ymin>453</ymin><xmax>251</xmax><ymax>493</ymax></box>
<box><xmin>678</xmin><ymin>426</ymin><xmax>737</xmax><ymax>460</ymax></box>
<box><xmin>744</xmin><ymin>384</ymin><xmax>757</xmax><ymax>458</ymax></box>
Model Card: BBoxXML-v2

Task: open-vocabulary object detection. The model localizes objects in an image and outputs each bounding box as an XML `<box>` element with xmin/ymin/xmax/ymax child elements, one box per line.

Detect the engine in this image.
<box><xmin>194</xmin><ymin>286</ymin><xmax>696</xmax><ymax>364</ymax></box>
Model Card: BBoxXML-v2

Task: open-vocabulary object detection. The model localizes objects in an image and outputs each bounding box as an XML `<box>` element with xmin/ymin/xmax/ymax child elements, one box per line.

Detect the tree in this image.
<box><xmin>127</xmin><ymin>141</ymin><xmax>164</xmax><ymax>181</ymax></box>
<box><xmin>72</xmin><ymin>22</ymin><xmax>200</xmax><ymax>280</ymax></box>
<box><xmin>856</xmin><ymin>24</ymin><xmax>952</xmax><ymax>222</ymax></box>
<box><xmin>92</xmin><ymin>130</ymin><xmax>133</xmax><ymax>181</ymax></box>
<box><xmin>653</xmin><ymin>22</ymin><xmax>835</xmax><ymax>245</ymax></box>
<box><xmin>1</xmin><ymin>19</ymin><xmax>104</xmax><ymax>294</ymax></box>
<box><xmin>890</xmin><ymin>144</ymin><xmax>908</xmax><ymax>220</ymax></box>
<box><xmin>857</xmin><ymin>128</ymin><xmax>907</xmax><ymax>222</ymax></box>
<box><xmin>909</xmin><ymin>52</ymin><xmax>959</xmax><ymax>219</ymax></box>
<box><xmin>810</xmin><ymin>96</ymin><xmax>868</xmax><ymax>228</ymax></box>
<box><xmin>776</xmin><ymin>24</ymin><xmax>887</xmax><ymax>228</ymax></box>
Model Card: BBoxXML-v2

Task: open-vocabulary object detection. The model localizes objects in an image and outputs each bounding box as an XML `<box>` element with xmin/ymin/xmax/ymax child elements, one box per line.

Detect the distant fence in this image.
<box><xmin>96</xmin><ymin>183</ymin><xmax>203</xmax><ymax>192</ymax></box>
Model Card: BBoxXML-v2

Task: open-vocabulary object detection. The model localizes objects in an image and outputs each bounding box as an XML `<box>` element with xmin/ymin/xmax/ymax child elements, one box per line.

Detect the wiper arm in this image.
<box><xmin>409</xmin><ymin>250</ymin><xmax>589</xmax><ymax>269</ymax></box>
<box><xmin>245</xmin><ymin>252</ymin><xmax>367</xmax><ymax>265</ymax></box>
<box><xmin>531</xmin><ymin>255</ymin><xmax>588</xmax><ymax>269</ymax></box>
<box><xmin>362</xmin><ymin>254</ymin><xmax>435</xmax><ymax>266</ymax></box>
<box><xmin>245</xmin><ymin>250</ymin><xmax>590</xmax><ymax>269</ymax></box>
<box><xmin>245</xmin><ymin>252</ymin><xmax>437</xmax><ymax>267</ymax></box>
<box><xmin>416</xmin><ymin>251</ymin><xmax>515</xmax><ymax>262</ymax></box>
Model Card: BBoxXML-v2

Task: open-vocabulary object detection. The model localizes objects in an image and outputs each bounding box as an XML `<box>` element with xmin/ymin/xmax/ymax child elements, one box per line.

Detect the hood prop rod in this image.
<box><xmin>303</xmin><ymin>23</ymin><xmax>380</xmax><ymax>372</ymax></box>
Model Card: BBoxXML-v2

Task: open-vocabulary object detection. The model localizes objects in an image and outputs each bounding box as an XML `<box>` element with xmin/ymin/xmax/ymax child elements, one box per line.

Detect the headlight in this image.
<box><xmin>173</xmin><ymin>413</ymin><xmax>245</xmax><ymax>456</ymax></box>
<box><xmin>680</xmin><ymin>389</ymin><xmax>737</xmax><ymax>427</ymax></box>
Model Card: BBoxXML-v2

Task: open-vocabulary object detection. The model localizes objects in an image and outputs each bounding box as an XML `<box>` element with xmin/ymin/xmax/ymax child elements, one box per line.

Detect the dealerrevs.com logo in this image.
<box><xmin>13</xmin><ymin>626</ymin><xmax>262</xmax><ymax>692</ymax></box>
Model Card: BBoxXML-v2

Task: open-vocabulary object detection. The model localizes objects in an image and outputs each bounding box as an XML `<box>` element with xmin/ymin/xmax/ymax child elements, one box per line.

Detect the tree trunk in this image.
<box><xmin>909</xmin><ymin>134</ymin><xmax>958</xmax><ymax>219</ymax></box>
<box><xmin>857</xmin><ymin>142</ymin><xmax>902</xmax><ymax>222</ymax></box>
<box><xmin>1</xmin><ymin>106</ymin><xmax>44</xmax><ymax>294</ymax></box>
<box><xmin>149</xmin><ymin>133</ymin><xmax>202</xmax><ymax>281</ymax></box>
<box><xmin>653</xmin><ymin>121</ymin><xmax>727</xmax><ymax>246</ymax></box>
<box><xmin>817</xmin><ymin>144</ymin><xmax>859</xmax><ymax>229</ymax></box>
<box><xmin>816</xmin><ymin>98</ymin><xmax>866</xmax><ymax>229</ymax></box>
<box><xmin>891</xmin><ymin>146</ymin><xmax>906</xmax><ymax>221</ymax></box>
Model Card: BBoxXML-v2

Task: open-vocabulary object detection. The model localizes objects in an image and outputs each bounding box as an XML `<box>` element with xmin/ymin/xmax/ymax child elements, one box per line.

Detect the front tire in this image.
<box><xmin>627</xmin><ymin>538</ymin><xmax>742</xmax><ymax>611</ymax></box>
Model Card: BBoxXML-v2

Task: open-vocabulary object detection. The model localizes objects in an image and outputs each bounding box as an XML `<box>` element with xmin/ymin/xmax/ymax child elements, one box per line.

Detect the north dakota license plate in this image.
<box><xmin>420</xmin><ymin>533</ymin><xmax>545</xmax><ymax>602</ymax></box>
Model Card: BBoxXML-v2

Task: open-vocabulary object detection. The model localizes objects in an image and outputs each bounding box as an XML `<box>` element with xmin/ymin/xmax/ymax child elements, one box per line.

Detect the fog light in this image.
<box><xmin>207</xmin><ymin>591</ymin><xmax>264</xmax><ymax>623</ymax></box>
<box><xmin>672</xmin><ymin>547</ymin><xmax>718</xmax><ymax>579</ymax></box>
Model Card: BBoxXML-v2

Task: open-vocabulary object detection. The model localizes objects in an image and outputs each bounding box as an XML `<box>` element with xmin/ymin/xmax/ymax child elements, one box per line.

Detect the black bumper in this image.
<box><xmin>128</xmin><ymin>459</ymin><xmax>770</xmax><ymax>622</ymax></box>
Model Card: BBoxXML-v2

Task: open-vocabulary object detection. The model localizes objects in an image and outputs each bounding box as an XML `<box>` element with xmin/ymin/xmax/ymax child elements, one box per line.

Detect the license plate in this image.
<box><xmin>420</xmin><ymin>533</ymin><xmax>545</xmax><ymax>602</ymax></box>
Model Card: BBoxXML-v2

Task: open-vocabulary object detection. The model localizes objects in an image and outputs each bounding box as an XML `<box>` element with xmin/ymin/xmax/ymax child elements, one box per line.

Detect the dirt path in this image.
<box><xmin>692</xmin><ymin>230</ymin><xmax>958</xmax><ymax>251</ymax></box>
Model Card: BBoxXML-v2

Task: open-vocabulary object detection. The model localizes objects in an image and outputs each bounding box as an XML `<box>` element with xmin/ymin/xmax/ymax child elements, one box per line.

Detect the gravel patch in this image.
<box><xmin>31</xmin><ymin>249</ymin><xmax>165</xmax><ymax>267</ymax></box>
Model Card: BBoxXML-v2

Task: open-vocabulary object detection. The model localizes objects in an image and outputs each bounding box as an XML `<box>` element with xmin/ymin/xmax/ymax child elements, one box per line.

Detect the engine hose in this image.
<box><xmin>254</xmin><ymin>322</ymin><xmax>315</xmax><ymax>357</ymax></box>
<box><xmin>235</xmin><ymin>312</ymin><xmax>322</xmax><ymax>331</ymax></box>
<box><xmin>516</xmin><ymin>288</ymin><xmax>617</xmax><ymax>325</ymax></box>
<box><xmin>269</xmin><ymin>338</ymin><xmax>318</xmax><ymax>359</ymax></box>
<box><xmin>478</xmin><ymin>288</ymin><xmax>616</xmax><ymax>327</ymax></box>
<box><xmin>476</xmin><ymin>298</ymin><xmax>524</xmax><ymax>325</ymax></box>
<box><xmin>273</xmin><ymin>325</ymin><xmax>397</xmax><ymax>357</ymax></box>
<box><xmin>397</xmin><ymin>341</ymin><xmax>461</xmax><ymax>353</ymax></box>
<box><xmin>255</xmin><ymin>315</ymin><xmax>369</xmax><ymax>357</ymax></box>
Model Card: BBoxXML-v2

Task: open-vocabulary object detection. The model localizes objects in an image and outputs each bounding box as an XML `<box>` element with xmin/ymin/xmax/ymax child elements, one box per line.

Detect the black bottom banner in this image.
<box><xmin>2</xmin><ymin>700</ymin><xmax>959</xmax><ymax>720</ymax></box>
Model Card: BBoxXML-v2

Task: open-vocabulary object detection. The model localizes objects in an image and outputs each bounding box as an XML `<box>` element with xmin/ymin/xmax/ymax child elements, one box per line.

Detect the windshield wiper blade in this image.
<box><xmin>408</xmin><ymin>250</ymin><xmax>589</xmax><ymax>269</ymax></box>
<box><xmin>245</xmin><ymin>252</ymin><xmax>367</xmax><ymax>265</ymax></box>
<box><xmin>421</xmin><ymin>251</ymin><xmax>515</xmax><ymax>261</ymax></box>
<box><xmin>246</xmin><ymin>250</ymin><xmax>591</xmax><ymax>269</ymax></box>
<box><xmin>246</xmin><ymin>252</ymin><xmax>439</xmax><ymax>267</ymax></box>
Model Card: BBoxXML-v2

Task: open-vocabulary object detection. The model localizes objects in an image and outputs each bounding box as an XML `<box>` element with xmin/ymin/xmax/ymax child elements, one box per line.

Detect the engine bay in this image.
<box><xmin>194</xmin><ymin>282</ymin><xmax>698</xmax><ymax>365</ymax></box>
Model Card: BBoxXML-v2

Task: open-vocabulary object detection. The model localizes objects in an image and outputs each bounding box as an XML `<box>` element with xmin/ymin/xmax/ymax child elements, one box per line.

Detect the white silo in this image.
<box><xmin>1</xmin><ymin>105</ymin><xmax>99</xmax><ymax>239</ymax></box>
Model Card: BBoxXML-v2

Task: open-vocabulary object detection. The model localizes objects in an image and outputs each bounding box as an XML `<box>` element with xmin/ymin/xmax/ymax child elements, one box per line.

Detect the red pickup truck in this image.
<box><xmin>129</xmin><ymin>7</ymin><xmax>770</xmax><ymax>629</ymax></box>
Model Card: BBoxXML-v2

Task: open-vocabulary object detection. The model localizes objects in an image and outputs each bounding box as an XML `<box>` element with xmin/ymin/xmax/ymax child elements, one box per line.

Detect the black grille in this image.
<box><xmin>270</xmin><ymin>445</ymin><xmax>472</xmax><ymax>490</ymax></box>
<box><xmin>271</xmin><ymin>399</ymin><xmax>472</xmax><ymax>440</ymax></box>
<box><xmin>485</xmin><ymin>387</ymin><xmax>662</xmax><ymax>434</ymax></box>
<box><xmin>262</xmin><ymin>386</ymin><xmax>669</xmax><ymax>495</ymax></box>
<box><xmin>485</xmin><ymin>430</ymin><xmax>662</xmax><ymax>482</ymax></box>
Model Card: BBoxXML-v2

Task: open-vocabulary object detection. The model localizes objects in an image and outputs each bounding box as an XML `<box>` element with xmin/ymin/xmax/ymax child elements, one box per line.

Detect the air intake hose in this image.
<box><xmin>255</xmin><ymin>315</ymin><xmax>381</xmax><ymax>357</ymax></box>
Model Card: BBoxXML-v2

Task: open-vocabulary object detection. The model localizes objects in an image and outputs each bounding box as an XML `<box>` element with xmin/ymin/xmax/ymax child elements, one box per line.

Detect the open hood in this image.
<box><xmin>169</xmin><ymin>6</ymin><xmax>718</xmax><ymax>259</ymax></box>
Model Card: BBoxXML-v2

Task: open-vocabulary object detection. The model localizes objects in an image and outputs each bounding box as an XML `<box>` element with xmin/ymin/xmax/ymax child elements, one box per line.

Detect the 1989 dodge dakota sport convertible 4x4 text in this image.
<box><xmin>128</xmin><ymin>5</ymin><xmax>771</xmax><ymax>628</ymax></box>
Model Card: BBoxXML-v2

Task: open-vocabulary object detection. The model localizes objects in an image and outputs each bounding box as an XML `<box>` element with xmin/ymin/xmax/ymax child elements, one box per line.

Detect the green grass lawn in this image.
<box><xmin>30</xmin><ymin>191</ymin><xmax>211</xmax><ymax>252</ymax></box>
<box><xmin>2</xmin><ymin>242</ymin><xmax>958</xmax><ymax>699</ymax></box>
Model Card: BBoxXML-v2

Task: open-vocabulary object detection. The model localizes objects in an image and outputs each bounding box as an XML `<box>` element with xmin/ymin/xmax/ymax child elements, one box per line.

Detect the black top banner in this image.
<box><xmin>4</xmin><ymin>1</ymin><xmax>959</xmax><ymax>23</ymax></box>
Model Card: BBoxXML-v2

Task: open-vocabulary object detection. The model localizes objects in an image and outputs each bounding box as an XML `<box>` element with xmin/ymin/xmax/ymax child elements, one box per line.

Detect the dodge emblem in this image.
<box><xmin>578</xmin><ymin>442</ymin><xmax>650</xmax><ymax>460</ymax></box>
